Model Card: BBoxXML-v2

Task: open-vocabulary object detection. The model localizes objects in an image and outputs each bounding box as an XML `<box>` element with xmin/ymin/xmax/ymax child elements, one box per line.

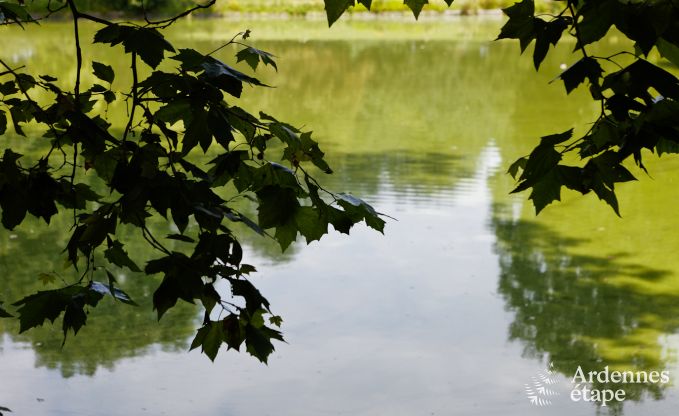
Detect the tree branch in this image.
<box><xmin>144</xmin><ymin>0</ymin><xmax>217</xmax><ymax>29</ymax></box>
<box><xmin>122</xmin><ymin>52</ymin><xmax>139</xmax><ymax>142</ymax></box>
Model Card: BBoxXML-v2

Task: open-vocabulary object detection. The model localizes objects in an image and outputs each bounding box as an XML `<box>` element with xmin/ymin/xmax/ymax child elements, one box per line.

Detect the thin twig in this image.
<box><xmin>122</xmin><ymin>52</ymin><xmax>139</xmax><ymax>142</ymax></box>
<box><xmin>143</xmin><ymin>0</ymin><xmax>217</xmax><ymax>29</ymax></box>
<box><xmin>66</xmin><ymin>0</ymin><xmax>82</xmax><ymax>101</ymax></box>
<box><xmin>206</xmin><ymin>32</ymin><xmax>247</xmax><ymax>56</ymax></box>
<box><xmin>0</xmin><ymin>65</ymin><xmax>25</xmax><ymax>77</ymax></box>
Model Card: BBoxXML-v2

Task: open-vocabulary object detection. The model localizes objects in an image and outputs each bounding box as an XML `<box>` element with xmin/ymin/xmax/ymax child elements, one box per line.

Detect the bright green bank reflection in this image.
<box><xmin>2</xmin><ymin>16</ymin><xmax>679</xmax><ymax>415</ymax></box>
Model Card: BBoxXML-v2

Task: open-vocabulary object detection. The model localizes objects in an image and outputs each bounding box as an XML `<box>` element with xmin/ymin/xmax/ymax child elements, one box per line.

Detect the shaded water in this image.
<box><xmin>2</xmin><ymin>16</ymin><xmax>679</xmax><ymax>415</ymax></box>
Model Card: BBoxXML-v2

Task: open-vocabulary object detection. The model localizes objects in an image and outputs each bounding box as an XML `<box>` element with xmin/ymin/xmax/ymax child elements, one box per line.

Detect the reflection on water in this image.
<box><xmin>1</xmin><ymin>16</ymin><xmax>679</xmax><ymax>416</ymax></box>
<box><xmin>0</xmin><ymin>219</ymin><xmax>197</xmax><ymax>378</ymax></box>
<box><xmin>492</xmin><ymin>204</ymin><xmax>677</xmax><ymax>413</ymax></box>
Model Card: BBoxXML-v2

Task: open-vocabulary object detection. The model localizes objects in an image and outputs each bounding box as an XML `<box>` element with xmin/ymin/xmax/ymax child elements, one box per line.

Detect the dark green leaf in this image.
<box><xmin>257</xmin><ymin>186</ymin><xmax>300</xmax><ymax>229</ymax></box>
<box><xmin>0</xmin><ymin>185</ymin><xmax>28</xmax><ymax>230</ymax></box>
<box><xmin>230</xmin><ymin>278</ymin><xmax>270</xmax><ymax>313</ymax></box>
<box><xmin>274</xmin><ymin>221</ymin><xmax>298</xmax><ymax>251</ymax></box>
<box><xmin>0</xmin><ymin>81</ymin><xmax>18</xmax><ymax>95</ymax></box>
<box><xmin>532</xmin><ymin>18</ymin><xmax>569</xmax><ymax>70</ymax></box>
<box><xmin>0</xmin><ymin>2</ymin><xmax>33</xmax><ymax>26</ymax></box>
<box><xmin>588</xmin><ymin>119</ymin><xmax>620</xmax><ymax>149</ymax></box>
<box><xmin>190</xmin><ymin>324</ymin><xmax>209</xmax><ymax>351</ymax></box>
<box><xmin>239</xmin><ymin>264</ymin><xmax>257</xmax><ymax>275</ymax></box>
<box><xmin>497</xmin><ymin>0</ymin><xmax>536</xmax><ymax>52</ymax></box>
<box><xmin>512</xmin><ymin>138</ymin><xmax>562</xmax><ymax>192</ymax></box>
<box><xmin>590</xmin><ymin>152</ymin><xmax>636</xmax><ymax>186</ymax></box>
<box><xmin>222</xmin><ymin>314</ymin><xmax>245</xmax><ymax>351</ymax></box>
<box><xmin>245</xmin><ymin>323</ymin><xmax>281</xmax><ymax>363</ymax></box>
<box><xmin>404</xmin><ymin>0</ymin><xmax>428</xmax><ymax>18</ymax></box>
<box><xmin>295</xmin><ymin>206</ymin><xmax>328</xmax><ymax>244</ymax></box>
<box><xmin>155</xmin><ymin>99</ymin><xmax>192</xmax><ymax>125</ymax></box>
<box><xmin>94</xmin><ymin>25</ymin><xmax>175</xmax><ymax>69</ymax></box>
<box><xmin>528</xmin><ymin>168</ymin><xmax>562</xmax><ymax>214</ymax></box>
<box><xmin>559</xmin><ymin>57</ymin><xmax>603</xmax><ymax>94</ymax></box>
<box><xmin>172</xmin><ymin>48</ymin><xmax>206</xmax><ymax>70</ymax></box>
<box><xmin>507</xmin><ymin>156</ymin><xmax>527</xmax><ymax>179</ymax></box>
<box><xmin>207</xmin><ymin>107</ymin><xmax>235</xmax><ymax>147</ymax></box>
<box><xmin>0</xmin><ymin>110</ymin><xmax>6</xmax><ymax>135</ymax></box>
<box><xmin>336</xmin><ymin>193</ymin><xmax>385</xmax><ymax>232</ymax></box>
<box><xmin>104</xmin><ymin>240</ymin><xmax>142</xmax><ymax>272</ymax></box>
<box><xmin>103</xmin><ymin>90</ymin><xmax>116</xmax><ymax>103</ymax></box>
<box><xmin>201</xmin><ymin>57</ymin><xmax>264</xmax><ymax>98</ymax></box>
<box><xmin>657</xmin><ymin>37</ymin><xmax>679</xmax><ymax>68</ymax></box>
<box><xmin>183</xmin><ymin>109</ymin><xmax>211</xmax><ymax>154</ymax></box>
<box><xmin>62</xmin><ymin>302</ymin><xmax>87</xmax><ymax>338</ymax></box>
<box><xmin>656</xmin><ymin>138</ymin><xmax>679</xmax><ymax>156</ymax></box>
<box><xmin>191</xmin><ymin>321</ymin><xmax>224</xmax><ymax>361</ymax></box>
<box><xmin>12</xmin><ymin>286</ymin><xmax>100</xmax><ymax>334</ymax></box>
<box><xmin>324</xmin><ymin>0</ymin><xmax>353</xmax><ymax>26</ymax></box>
<box><xmin>15</xmin><ymin>73</ymin><xmax>36</xmax><ymax>91</ymax></box>
<box><xmin>226</xmin><ymin>107</ymin><xmax>257</xmax><ymax>141</ymax></box>
<box><xmin>602</xmin><ymin>59</ymin><xmax>679</xmax><ymax>100</ymax></box>
<box><xmin>236</xmin><ymin>47</ymin><xmax>278</xmax><ymax>71</ymax></box>
<box><xmin>92</xmin><ymin>61</ymin><xmax>115</xmax><ymax>83</ymax></box>
<box><xmin>152</xmin><ymin>278</ymin><xmax>180</xmax><ymax>320</ymax></box>
<box><xmin>577</xmin><ymin>0</ymin><xmax>617</xmax><ymax>46</ymax></box>
<box><xmin>591</xmin><ymin>180</ymin><xmax>620</xmax><ymax>216</ymax></box>
<box><xmin>540</xmin><ymin>129</ymin><xmax>573</xmax><ymax>146</ymax></box>
<box><xmin>557</xmin><ymin>165</ymin><xmax>587</xmax><ymax>194</ymax></box>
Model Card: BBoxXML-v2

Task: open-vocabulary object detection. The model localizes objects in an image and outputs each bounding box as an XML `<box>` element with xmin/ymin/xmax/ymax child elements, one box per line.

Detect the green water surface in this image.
<box><xmin>1</xmin><ymin>16</ymin><xmax>679</xmax><ymax>416</ymax></box>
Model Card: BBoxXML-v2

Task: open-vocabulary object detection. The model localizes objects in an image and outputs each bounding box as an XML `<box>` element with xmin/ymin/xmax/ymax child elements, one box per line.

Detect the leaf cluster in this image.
<box><xmin>322</xmin><ymin>0</ymin><xmax>454</xmax><ymax>25</ymax></box>
<box><xmin>499</xmin><ymin>0</ymin><xmax>679</xmax><ymax>215</ymax></box>
<box><xmin>0</xmin><ymin>0</ymin><xmax>385</xmax><ymax>362</ymax></box>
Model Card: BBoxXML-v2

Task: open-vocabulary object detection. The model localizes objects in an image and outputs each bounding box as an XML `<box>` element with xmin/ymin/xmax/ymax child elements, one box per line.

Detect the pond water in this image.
<box><xmin>2</xmin><ymin>15</ymin><xmax>679</xmax><ymax>416</ymax></box>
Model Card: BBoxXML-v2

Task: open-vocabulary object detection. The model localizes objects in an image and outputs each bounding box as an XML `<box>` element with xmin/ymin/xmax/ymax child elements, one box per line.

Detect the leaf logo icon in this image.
<box><xmin>525</xmin><ymin>362</ymin><xmax>561</xmax><ymax>406</ymax></box>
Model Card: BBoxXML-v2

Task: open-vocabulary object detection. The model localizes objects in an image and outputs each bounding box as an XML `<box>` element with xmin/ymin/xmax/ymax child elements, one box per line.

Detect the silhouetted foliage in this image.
<box><xmin>4</xmin><ymin>0</ymin><xmax>679</xmax><ymax>363</ymax></box>
<box><xmin>0</xmin><ymin>0</ymin><xmax>384</xmax><ymax>362</ymax></box>
<box><xmin>326</xmin><ymin>0</ymin><xmax>679</xmax><ymax>215</ymax></box>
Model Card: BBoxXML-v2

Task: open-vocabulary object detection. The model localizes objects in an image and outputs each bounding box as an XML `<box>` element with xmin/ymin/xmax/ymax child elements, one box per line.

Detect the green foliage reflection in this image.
<box><xmin>492</xmin><ymin>203</ymin><xmax>679</xmax><ymax>413</ymax></box>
